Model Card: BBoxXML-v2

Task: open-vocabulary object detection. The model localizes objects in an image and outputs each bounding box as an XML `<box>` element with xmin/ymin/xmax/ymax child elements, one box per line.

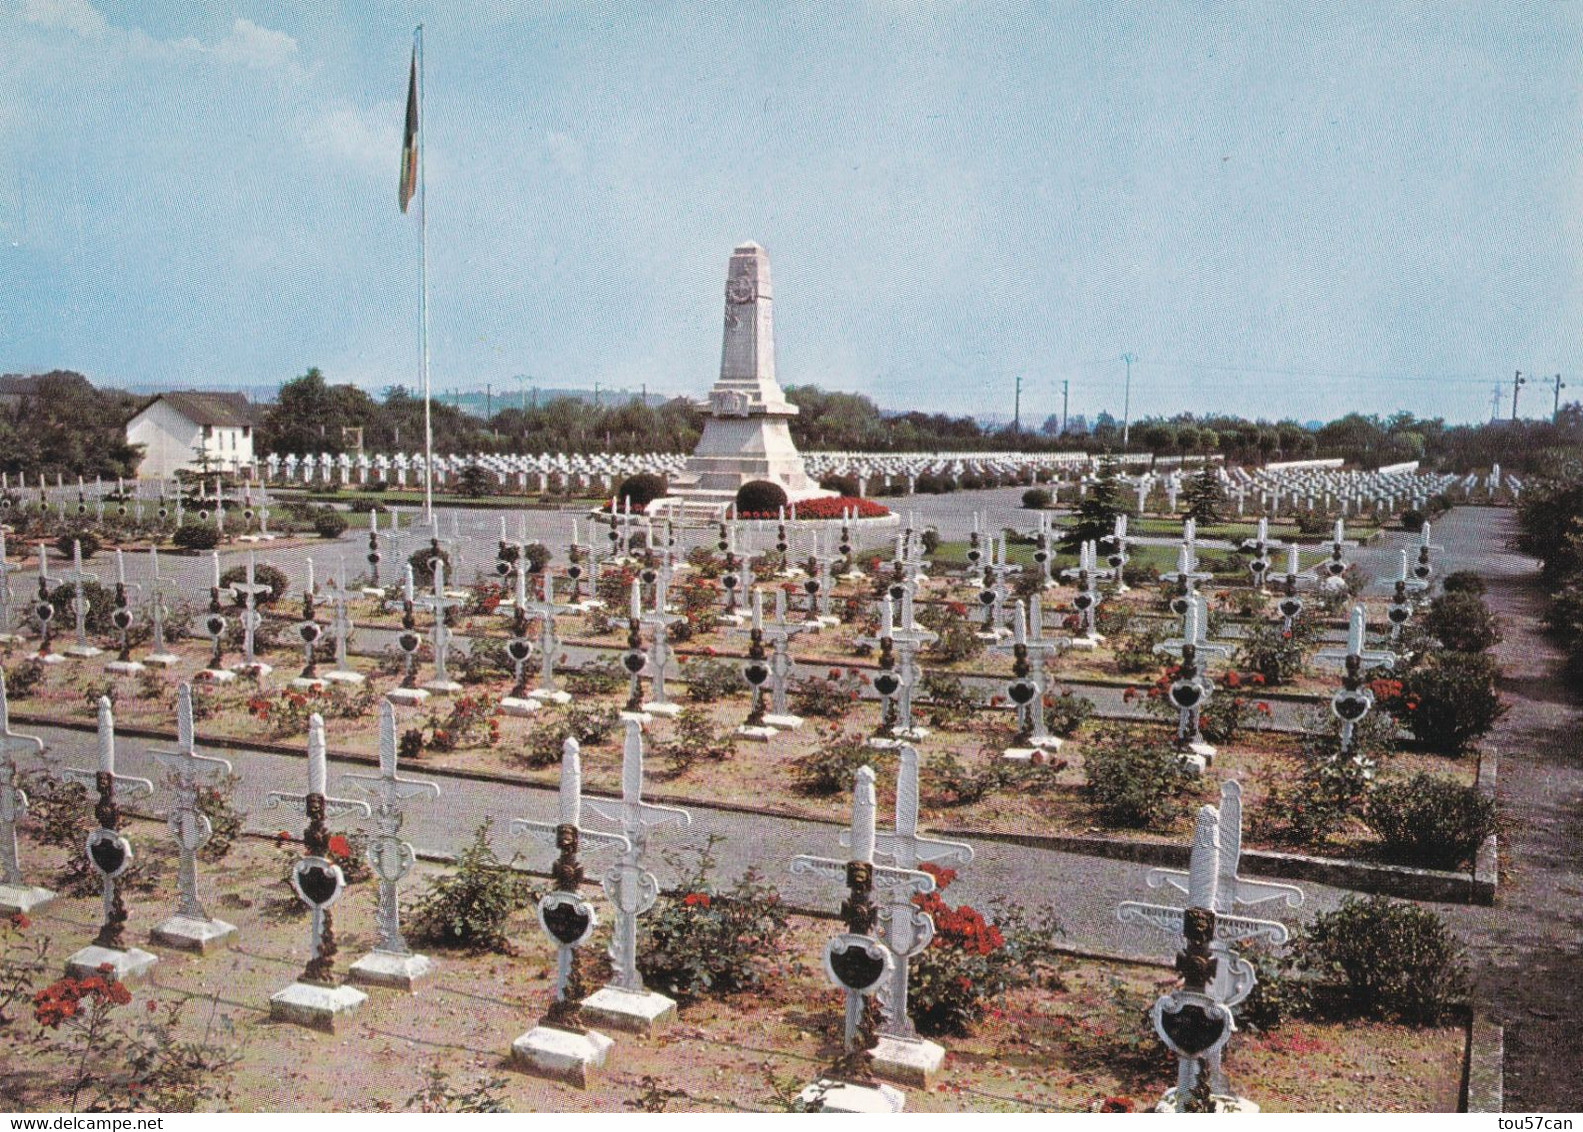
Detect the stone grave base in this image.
<box><xmin>715</xmin><ymin>613</ymin><xmax>748</xmax><ymax>628</ymax></box>
<box><xmin>816</xmin><ymin>616</ymin><xmax>843</xmax><ymax>628</ymax></box>
<box><xmin>349</xmin><ymin>950</ymin><xmax>433</xmax><ymax>991</ymax></box>
<box><xmin>27</xmin><ymin>653</ymin><xmax>65</xmax><ymax>665</ymax></box>
<box><xmin>737</xmin><ymin>725</ymin><xmax>778</xmax><ymax>742</ymax></box>
<box><xmin>865</xmin><ymin>736</ymin><xmax>903</xmax><ymax>750</ymax></box>
<box><xmin>1186</xmin><ymin>740</ymin><xmax>1216</xmax><ymax>763</ymax></box>
<box><xmin>67</xmin><ymin>944</ymin><xmax>159</xmax><ymax>982</ymax></box>
<box><xmin>642</xmin><ymin>702</ymin><xmax>682</xmax><ymax>719</ymax></box>
<box><xmin>104</xmin><ymin>660</ymin><xmax>145</xmax><ymax>675</ymax></box>
<box><xmin>151</xmin><ymin>914</ymin><xmax>237</xmax><ymax>953</ymax></box>
<box><xmin>510</xmin><ymin>1024</ymin><xmax>614</xmax><ymax>1088</ymax></box>
<box><xmin>422</xmin><ymin>679</ymin><xmax>464</xmax><ymax>695</ymax></box>
<box><xmin>143</xmin><ymin>653</ymin><xmax>181</xmax><ymax>668</ymax></box>
<box><xmin>323</xmin><ymin>670</ymin><xmax>365</xmax><ymax>686</ymax></box>
<box><xmin>1067</xmin><ymin>636</ymin><xmax>1102</xmax><ymax>651</ymax></box>
<box><xmin>199</xmin><ymin>668</ymin><xmax>237</xmax><ymax>684</ymax></box>
<box><xmin>798</xmin><ymin>1079</ymin><xmax>906</xmax><ymax>1113</ymax></box>
<box><xmin>892</xmin><ymin>726</ymin><xmax>931</xmax><ymax>741</ymax></box>
<box><xmin>361</xmin><ymin>587</ymin><xmax>387</xmax><ymax>600</ymax></box>
<box><xmin>499</xmin><ymin>697</ymin><xmax>541</xmax><ymax>718</ymax></box>
<box><xmin>580</xmin><ymin>986</ymin><xmax>676</xmax><ymax>1034</ymax></box>
<box><xmin>0</xmin><ymin>884</ymin><xmax>55</xmax><ymax>916</ymax></box>
<box><xmin>870</xmin><ymin>1035</ymin><xmax>945</xmax><ymax>1088</ymax></box>
<box><xmin>762</xmin><ymin>713</ymin><xmax>803</xmax><ymax>730</ymax></box>
<box><xmin>619</xmin><ymin>710</ymin><xmax>653</xmax><ymax>726</ymax></box>
<box><xmin>289</xmin><ymin>677</ymin><xmax>326</xmax><ymax>692</ymax></box>
<box><xmin>64</xmin><ymin>645</ymin><xmax>104</xmax><ymax>659</ymax></box>
<box><xmin>0</xmin><ymin>633</ymin><xmax>21</xmax><ymax>645</ymax></box>
<box><xmin>1154</xmin><ymin>1088</ymin><xmax>1260</xmax><ymax>1113</ymax></box>
<box><xmin>269</xmin><ymin>981</ymin><xmax>368</xmax><ymax>1032</ymax></box>
<box><xmin>386</xmin><ymin>687</ymin><xmax>430</xmax><ymax>706</ymax></box>
<box><xmin>1177</xmin><ymin>752</ymin><xmax>1209</xmax><ymax>777</ymax></box>
<box><xmin>529</xmin><ymin>689</ymin><xmax>572</xmax><ymax>706</ymax></box>
<box><xmin>974</xmin><ymin>628</ymin><xmax>1011</xmax><ymax>643</ymax></box>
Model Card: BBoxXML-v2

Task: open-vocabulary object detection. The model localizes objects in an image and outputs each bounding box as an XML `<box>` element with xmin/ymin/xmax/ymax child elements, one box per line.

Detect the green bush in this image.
<box><xmin>219</xmin><ymin>562</ymin><xmax>289</xmax><ymax>606</ymax></box>
<box><xmin>655</xmin><ymin>708</ymin><xmax>736</xmax><ymax>776</ymax></box>
<box><xmin>1044</xmin><ymin>689</ymin><xmax>1094</xmax><ymax>737</ymax></box>
<box><xmin>1297</xmin><ymin>895</ymin><xmax>1466</xmax><ymax>1023</ymax></box>
<box><xmin>1400</xmin><ymin>508</ymin><xmax>1425</xmax><ymax>532</ymax></box>
<box><xmin>1365</xmin><ymin>773</ymin><xmax>1496</xmax><ymax>870</ymax></box>
<box><xmin>791</xmin><ymin>730</ymin><xmax>873</xmax><ymax>795</ymax></box>
<box><xmin>1394</xmin><ymin>651</ymin><xmax>1506</xmax><ymax>753</ymax></box>
<box><xmin>682</xmin><ymin>658</ymin><xmax>746</xmax><ymax>703</ymax></box>
<box><xmin>636</xmin><ymin>836</ymin><xmax>789</xmax><ymax>1000</ymax></box>
<box><xmin>820</xmin><ymin>473</ymin><xmax>860</xmax><ymax>498</ymax></box>
<box><xmin>1423</xmin><ymin>592</ymin><xmax>1500</xmax><ymax>653</ymax></box>
<box><xmin>1235</xmin><ymin>618</ymin><xmax>1314</xmax><ymax>685</ymax></box>
<box><xmin>313</xmin><ymin>510</ymin><xmax>349</xmax><ymax>539</ymax></box>
<box><xmin>790</xmin><ymin>670</ymin><xmax>863</xmax><ymax>720</ymax></box>
<box><xmin>563</xmin><ymin>656</ymin><xmax>625</xmax><ymax>696</ymax></box>
<box><xmin>923</xmin><ymin>750</ymin><xmax>1010</xmax><ymax>807</ymax></box>
<box><xmin>1081</xmin><ymin>725</ymin><xmax>1194</xmax><ymax>829</ymax></box>
<box><xmin>406</xmin><ymin>819</ymin><xmax>537</xmax><ymax>954</ymax></box>
<box><xmin>734</xmin><ymin>479</ymin><xmax>788</xmax><ymax>517</ymax></box>
<box><xmin>47</xmin><ymin>580</ymin><xmax>117</xmax><ymax>634</ymax></box>
<box><xmin>618</xmin><ymin>472</ymin><xmax>670</xmax><ymax>510</ymax></box>
<box><xmin>2</xmin><ymin>660</ymin><xmax>47</xmax><ymax>699</ymax></box>
<box><xmin>172</xmin><ymin>521</ymin><xmax>220</xmax><ymax>551</ymax></box>
<box><xmin>1440</xmin><ymin>570</ymin><xmax>1486</xmax><ymax>596</ymax></box>
<box><xmin>1113</xmin><ymin>622</ymin><xmax>1167</xmax><ymax>675</ymax></box>
<box><xmin>1232</xmin><ymin>942</ymin><xmax>1312</xmax><ymax>1032</ymax></box>
<box><xmin>1021</xmin><ymin>488</ymin><xmax>1052</xmax><ymax>510</ymax></box>
<box><xmin>55</xmin><ymin>530</ymin><xmax>100</xmax><ymax>561</ymax></box>
<box><xmin>408</xmin><ymin>545</ymin><xmax>453</xmax><ymax>589</ymax></box>
<box><xmin>920</xmin><ymin>669</ymin><xmax>981</xmax><ymax>730</ymax></box>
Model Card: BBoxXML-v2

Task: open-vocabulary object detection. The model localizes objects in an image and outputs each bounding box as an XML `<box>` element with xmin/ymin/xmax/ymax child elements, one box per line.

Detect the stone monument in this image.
<box><xmin>667</xmin><ymin>243</ymin><xmax>831</xmax><ymax>510</ymax></box>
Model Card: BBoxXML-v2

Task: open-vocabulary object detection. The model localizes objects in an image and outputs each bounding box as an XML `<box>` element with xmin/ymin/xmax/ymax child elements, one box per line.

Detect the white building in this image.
<box><xmin>125</xmin><ymin>391</ymin><xmax>259</xmax><ymax>480</ymax></box>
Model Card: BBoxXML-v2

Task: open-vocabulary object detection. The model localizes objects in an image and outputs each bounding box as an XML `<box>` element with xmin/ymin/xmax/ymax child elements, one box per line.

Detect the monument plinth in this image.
<box><xmin>666</xmin><ymin>243</ymin><xmax>832</xmax><ymax>512</ymax></box>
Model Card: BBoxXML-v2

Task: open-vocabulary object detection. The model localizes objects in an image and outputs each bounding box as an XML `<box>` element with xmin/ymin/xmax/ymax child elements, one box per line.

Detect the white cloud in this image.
<box><xmin>212</xmin><ymin>17</ymin><xmax>298</xmax><ymax>70</ymax></box>
<box><xmin>303</xmin><ymin>101</ymin><xmax>401</xmax><ymax>177</ymax></box>
<box><xmin>20</xmin><ymin>0</ymin><xmax>106</xmax><ymax>38</ymax></box>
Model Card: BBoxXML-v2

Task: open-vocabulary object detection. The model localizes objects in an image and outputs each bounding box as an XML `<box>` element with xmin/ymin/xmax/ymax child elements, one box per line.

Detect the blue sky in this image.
<box><xmin>1</xmin><ymin>1</ymin><xmax>1577</xmax><ymax>425</ymax></box>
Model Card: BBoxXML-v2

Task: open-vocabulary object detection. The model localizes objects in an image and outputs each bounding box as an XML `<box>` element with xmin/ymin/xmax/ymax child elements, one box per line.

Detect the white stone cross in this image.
<box><xmin>584</xmin><ymin>719</ymin><xmax>690</xmax><ymax>995</ymax></box>
<box><xmin>511</xmin><ymin>738</ymin><xmax>630</xmax><ymax>1005</ymax></box>
<box><xmin>1061</xmin><ymin>540</ymin><xmax>1105</xmax><ymax>642</ymax></box>
<box><xmin>323</xmin><ymin>559</ymin><xmax>362</xmax><ymax>684</ymax></box>
<box><xmin>791</xmin><ymin>766</ymin><xmax>936</xmax><ymax>1050</ymax></box>
<box><xmin>1239</xmin><ymin>517</ymin><xmax>1288</xmax><ymax>593</ymax></box>
<box><xmin>848</xmin><ymin>745</ymin><xmax>973</xmax><ymax>1045</ymax></box>
<box><xmin>639</xmin><ymin>572</ymin><xmax>685</xmax><ymax>710</ymax></box>
<box><xmin>1315</xmin><ymin>605</ymin><xmax>1397</xmax><ymax>752</ymax></box>
<box><xmin>526</xmin><ymin>570</ymin><xmax>579</xmax><ymax>701</ymax></box>
<box><xmin>991</xmin><ymin>597</ymin><xmax>1071</xmax><ymax>750</ymax></box>
<box><xmin>228</xmin><ymin>552</ymin><xmax>272</xmax><ymax>676</ymax></box>
<box><xmin>265</xmin><ymin>715</ymin><xmax>371</xmax><ymax>983</ymax></box>
<box><xmin>413</xmin><ymin>558</ymin><xmax>463</xmax><ymax>691</ymax></box>
<box><xmin>149</xmin><ymin>683</ymin><xmax>235</xmax><ymax>940</ymax></box>
<box><xmin>1117</xmin><ymin>801</ymin><xmax>1290</xmax><ymax>1108</ymax></box>
<box><xmin>0</xmin><ymin>671</ymin><xmax>48</xmax><ymax>905</ymax></box>
<box><xmin>0</xmin><ymin>529</ymin><xmax>19</xmax><ymax>642</ymax></box>
<box><xmin>760</xmin><ymin>588</ymin><xmax>810</xmax><ymax>723</ymax></box>
<box><xmin>341</xmin><ymin>701</ymin><xmax>440</xmax><ymax>964</ymax></box>
<box><xmin>60</xmin><ymin>539</ymin><xmax>101</xmax><ymax>658</ymax></box>
<box><xmin>62</xmin><ymin>698</ymin><xmax>154</xmax><ymax>945</ymax></box>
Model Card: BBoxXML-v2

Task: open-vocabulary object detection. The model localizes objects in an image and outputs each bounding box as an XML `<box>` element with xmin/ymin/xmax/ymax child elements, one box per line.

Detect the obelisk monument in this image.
<box><xmin>668</xmin><ymin>243</ymin><xmax>830</xmax><ymax>509</ymax></box>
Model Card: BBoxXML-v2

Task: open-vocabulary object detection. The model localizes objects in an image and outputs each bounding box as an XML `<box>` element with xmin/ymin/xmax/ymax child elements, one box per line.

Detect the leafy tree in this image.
<box><xmin>1061</xmin><ymin>458</ymin><xmax>1124</xmax><ymax>551</ymax></box>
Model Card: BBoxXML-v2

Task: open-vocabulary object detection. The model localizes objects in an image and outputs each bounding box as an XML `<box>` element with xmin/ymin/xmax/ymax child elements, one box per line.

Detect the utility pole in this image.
<box><xmin>485</xmin><ymin>381</ymin><xmax>492</xmax><ymax>420</ymax></box>
<box><xmin>1121</xmin><ymin>353</ymin><xmax>1136</xmax><ymax>447</ymax></box>
<box><xmin>1061</xmin><ymin>379</ymin><xmax>1070</xmax><ymax>436</ymax></box>
<box><xmin>1490</xmin><ymin>385</ymin><xmax>1503</xmax><ymax>423</ymax></box>
<box><xmin>1012</xmin><ymin>375</ymin><xmax>1022</xmax><ymax>434</ymax></box>
<box><xmin>642</xmin><ymin>382</ymin><xmax>648</xmax><ymax>406</ymax></box>
<box><xmin>1512</xmin><ymin>370</ymin><xmax>1526</xmax><ymax>422</ymax></box>
<box><xmin>515</xmin><ymin>373</ymin><xmax>528</xmax><ymax>414</ymax></box>
<box><xmin>1554</xmin><ymin>373</ymin><xmax>1567</xmax><ymax>423</ymax></box>
<box><xmin>594</xmin><ymin>381</ymin><xmax>601</xmax><ymax>409</ymax></box>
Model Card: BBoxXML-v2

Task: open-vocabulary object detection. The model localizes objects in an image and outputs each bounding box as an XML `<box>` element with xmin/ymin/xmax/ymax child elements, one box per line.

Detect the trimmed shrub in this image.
<box><xmin>791</xmin><ymin>730</ymin><xmax>872</xmax><ymax>795</ymax></box>
<box><xmin>1440</xmin><ymin>570</ymin><xmax>1486</xmax><ymax>596</ymax></box>
<box><xmin>1044</xmin><ymin>689</ymin><xmax>1095</xmax><ymax>737</ymax></box>
<box><xmin>1423</xmin><ymin>592</ymin><xmax>1501</xmax><ymax>653</ymax></box>
<box><xmin>1365</xmin><ymin>772</ymin><xmax>1497</xmax><ymax>870</ymax></box>
<box><xmin>682</xmin><ymin>657</ymin><xmax>746</xmax><ymax>703</ymax></box>
<box><xmin>313</xmin><ymin>510</ymin><xmax>349</xmax><ymax>539</ymax></box>
<box><xmin>1082</xmin><ymin>725</ymin><xmax>1193</xmax><ymax>828</ymax></box>
<box><xmin>735</xmin><ymin>479</ymin><xmax>788</xmax><ymax>517</ymax></box>
<box><xmin>408</xmin><ymin>545</ymin><xmax>452</xmax><ymax>590</ymax></box>
<box><xmin>171</xmin><ymin>521</ymin><xmax>220</xmax><ymax>551</ymax></box>
<box><xmin>1298</xmin><ymin>896</ymin><xmax>1466</xmax><ymax>1023</ymax></box>
<box><xmin>47</xmin><ymin>581</ymin><xmax>117</xmax><ymax>634</ymax></box>
<box><xmin>219</xmin><ymin>563</ymin><xmax>289</xmax><ymax>606</ymax></box>
<box><xmin>1400</xmin><ymin>508</ymin><xmax>1425</xmax><ymax>532</ymax></box>
<box><xmin>1235</xmin><ymin>618</ymin><xmax>1315</xmax><ymax>686</ymax></box>
<box><xmin>1394</xmin><ymin>651</ymin><xmax>1506</xmax><ymax>753</ymax></box>
<box><xmin>1021</xmin><ymin>488</ymin><xmax>1052</xmax><ymax>510</ymax></box>
<box><xmin>55</xmin><ymin>530</ymin><xmax>100</xmax><ymax>561</ymax></box>
<box><xmin>819</xmin><ymin>473</ymin><xmax>860</xmax><ymax>498</ymax></box>
<box><xmin>618</xmin><ymin>472</ymin><xmax>669</xmax><ymax>510</ymax></box>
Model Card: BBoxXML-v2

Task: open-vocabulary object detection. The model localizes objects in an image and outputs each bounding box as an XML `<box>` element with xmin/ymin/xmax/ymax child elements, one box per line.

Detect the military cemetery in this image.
<box><xmin>3</xmin><ymin>3</ymin><xmax>1578</xmax><ymax>1123</ymax></box>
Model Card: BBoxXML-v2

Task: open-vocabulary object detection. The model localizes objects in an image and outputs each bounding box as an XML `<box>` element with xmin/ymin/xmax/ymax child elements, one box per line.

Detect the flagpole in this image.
<box><xmin>417</xmin><ymin>23</ymin><xmax>434</xmax><ymax>525</ymax></box>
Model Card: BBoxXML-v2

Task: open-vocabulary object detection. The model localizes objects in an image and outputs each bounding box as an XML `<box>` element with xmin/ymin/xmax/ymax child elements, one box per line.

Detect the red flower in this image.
<box><xmin>1099</xmin><ymin>1096</ymin><xmax>1136</xmax><ymax>1113</ymax></box>
<box><xmin>9</xmin><ymin>913</ymin><xmax>29</xmax><ymax>931</ymax></box>
<box><xmin>1255</xmin><ymin>702</ymin><xmax>1272</xmax><ymax>715</ymax></box>
<box><xmin>275</xmin><ymin>830</ymin><xmax>294</xmax><ymax>844</ymax></box>
<box><xmin>1251</xmin><ymin>674</ymin><xmax>1267</xmax><ymax>686</ymax></box>
<box><xmin>328</xmin><ymin>834</ymin><xmax>352</xmax><ymax>858</ymax></box>
<box><xmin>682</xmin><ymin>892</ymin><xmax>711</xmax><ymax>908</ymax></box>
<box><xmin>1224</xmin><ymin>671</ymin><xmax>1242</xmax><ymax>688</ymax></box>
